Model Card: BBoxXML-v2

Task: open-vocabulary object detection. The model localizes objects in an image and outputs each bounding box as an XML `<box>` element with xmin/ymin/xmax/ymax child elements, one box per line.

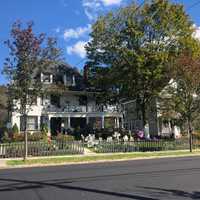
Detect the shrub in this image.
<box><xmin>73</xmin><ymin>126</ymin><xmax>81</xmax><ymax>140</ymax></box>
<box><xmin>55</xmin><ymin>134</ymin><xmax>74</xmax><ymax>142</ymax></box>
<box><xmin>28</xmin><ymin>132</ymin><xmax>48</xmax><ymax>142</ymax></box>
<box><xmin>12</xmin><ymin>124</ymin><xmax>19</xmax><ymax>134</ymax></box>
<box><xmin>1</xmin><ymin>131</ymin><xmax>11</xmax><ymax>143</ymax></box>
<box><xmin>12</xmin><ymin>132</ymin><xmax>24</xmax><ymax>142</ymax></box>
<box><xmin>41</xmin><ymin>124</ymin><xmax>48</xmax><ymax>135</ymax></box>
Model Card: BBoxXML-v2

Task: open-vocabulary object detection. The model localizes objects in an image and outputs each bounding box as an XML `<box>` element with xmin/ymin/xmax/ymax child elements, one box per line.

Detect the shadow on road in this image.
<box><xmin>137</xmin><ymin>186</ymin><xmax>200</xmax><ymax>199</ymax></box>
<box><xmin>0</xmin><ymin>178</ymin><xmax>157</xmax><ymax>200</ymax></box>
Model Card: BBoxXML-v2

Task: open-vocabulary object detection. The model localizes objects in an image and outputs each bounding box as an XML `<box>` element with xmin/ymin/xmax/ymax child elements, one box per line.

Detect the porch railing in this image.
<box><xmin>0</xmin><ymin>141</ymin><xmax>84</xmax><ymax>158</ymax></box>
<box><xmin>44</xmin><ymin>105</ymin><xmax>121</xmax><ymax>113</ymax></box>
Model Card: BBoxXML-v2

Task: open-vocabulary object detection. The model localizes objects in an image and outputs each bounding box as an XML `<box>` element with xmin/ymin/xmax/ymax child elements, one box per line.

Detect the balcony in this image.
<box><xmin>43</xmin><ymin>105</ymin><xmax>121</xmax><ymax>114</ymax></box>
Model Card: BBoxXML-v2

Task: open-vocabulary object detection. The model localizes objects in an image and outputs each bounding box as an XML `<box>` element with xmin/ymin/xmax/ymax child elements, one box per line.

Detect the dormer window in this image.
<box><xmin>72</xmin><ymin>75</ymin><xmax>76</xmax><ymax>86</ymax></box>
<box><xmin>41</xmin><ymin>73</ymin><xmax>53</xmax><ymax>84</ymax></box>
<box><xmin>63</xmin><ymin>74</ymin><xmax>76</xmax><ymax>86</ymax></box>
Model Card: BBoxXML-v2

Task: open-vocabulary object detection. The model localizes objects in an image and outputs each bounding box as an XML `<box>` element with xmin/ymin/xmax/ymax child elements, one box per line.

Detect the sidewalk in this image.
<box><xmin>0</xmin><ymin>159</ymin><xmax>7</xmax><ymax>169</ymax></box>
<box><xmin>1</xmin><ymin>149</ymin><xmax>200</xmax><ymax>169</ymax></box>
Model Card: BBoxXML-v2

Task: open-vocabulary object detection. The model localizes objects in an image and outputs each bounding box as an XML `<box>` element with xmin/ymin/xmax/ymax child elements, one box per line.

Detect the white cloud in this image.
<box><xmin>67</xmin><ymin>41</ymin><xmax>88</xmax><ymax>58</ymax></box>
<box><xmin>63</xmin><ymin>24</ymin><xmax>91</xmax><ymax>40</ymax></box>
<box><xmin>82</xmin><ymin>0</ymin><xmax>123</xmax><ymax>20</ymax></box>
<box><xmin>194</xmin><ymin>26</ymin><xmax>200</xmax><ymax>41</ymax></box>
<box><xmin>55</xmin><ymin>27</ymin><xmax>61</xmax><ymax>33</ymax></box>
<box><xmin>82</xmin><ymin>0</ymin><xmax>101</xmax><ymax>20</ymax></box>
<box><xmin>101</xmin><ymin>0</ymin><xmax>122</xmax><ymax>6</ymax></box>
<box><xmin>60</xmin><ymin>0</ymin><xmax>68</xmax><ymax>7</ymax></box>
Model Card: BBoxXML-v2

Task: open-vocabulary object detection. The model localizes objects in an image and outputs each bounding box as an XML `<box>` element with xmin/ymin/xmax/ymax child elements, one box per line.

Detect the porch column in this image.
<box><xmin>86</xmin><ymin>116</ymin><xmax>89</xmax><ymax>125</ymax></box>
<box><xmin>121</xmin><ymin>117</ymin><xmax>124</xmax><ymax>129</ymax></box>
<box><xmin>116</xmin><ymin>117</ymin><xmax>120</xmax><ymax>129</ymax></box>
<box><xmin>41</xmin><ymin>72</ymin><xmax>43</xmax><ymax>82</ymax></box>
<box><xmin>50</xmin><ymin>74</ymin><xmax>53</xmax><ymax>83</ymax></box>
<box><xmin>47</xmin><ymin>116</ymin><xmax>51</xmax><ymax>137</ymax></box>
<box><xmin>38</xmin><ymin>116</ymin><xmax>41</xmax><ymax>131</ymax></box>
<box><xmin>102</xmin><ymin>115</ymin><xmax>105</xmax><ymax>129</ymax></box>
<box><xmin>63</xmin><ymin>74</ymin><xmax>67</xmax><ymax>86</ymax></box>
<box><xmin>114</xmin><ymin>118</ymin><xmax>117</xmax><ymax>128</ymax></box>
<box><xmin>68</xmin><ymin>117</ymin><xmax>71</xmax><ymax>129</ymax></box>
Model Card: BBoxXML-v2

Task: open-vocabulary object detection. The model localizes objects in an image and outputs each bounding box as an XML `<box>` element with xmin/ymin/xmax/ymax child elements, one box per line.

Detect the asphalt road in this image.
<box><xmin>0</xmin><ymin>156</ymin><xmax>200</xmax><ymax>200</ymax></box>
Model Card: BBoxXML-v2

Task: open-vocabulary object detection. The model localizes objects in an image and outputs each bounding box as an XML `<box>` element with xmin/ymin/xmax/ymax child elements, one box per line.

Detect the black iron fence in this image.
<box><xmin>0</xmin><ymin>138</ymin><xmax>199</xmax><ymax>158</ymax></box>
<box><xmin>94</xmin><ymin>139</ymin><xmax>200</xmax><ymax>153</ymax></box>
<box><xmin>0</xmin><ymin>140</ymin><xmax>84</xmax><ymax>158</ymax></box>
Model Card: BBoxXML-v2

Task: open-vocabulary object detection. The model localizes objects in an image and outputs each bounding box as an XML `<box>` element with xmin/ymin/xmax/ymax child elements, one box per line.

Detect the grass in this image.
<box><xmin>6</xmin><ymin>150</ymin><xmax>200</xmax><ymax>166</ymax></box>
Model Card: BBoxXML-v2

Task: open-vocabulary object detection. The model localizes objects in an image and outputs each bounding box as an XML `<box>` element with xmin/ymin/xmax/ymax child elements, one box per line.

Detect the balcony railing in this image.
<box><xmin>43</xmin><ymin>105</ymin><xmax>121</xmax><ymax>113</ymax></box>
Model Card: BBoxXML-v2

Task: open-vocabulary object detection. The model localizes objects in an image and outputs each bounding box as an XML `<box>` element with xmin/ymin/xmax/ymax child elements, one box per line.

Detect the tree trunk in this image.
<box><xmin>23</xmin><ymin>114</ymin><xmax>28</xmax><ymax>161</ymax></box>
<box><xmin>188</xmin><ymin>119</ymin><xmax>193</xmax><ymax>153</ymax></box>
<box><xmin>141</xmin><ymin>103</ymin><xmax>146</xmax><ymax>130</ymax></box>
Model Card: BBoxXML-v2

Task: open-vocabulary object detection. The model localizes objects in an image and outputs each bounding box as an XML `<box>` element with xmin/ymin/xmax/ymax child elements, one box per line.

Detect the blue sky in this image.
<box><xmin>0</xmin><ymin>0</ymin><xmax>200</xmax><ymax>85</ymax></box>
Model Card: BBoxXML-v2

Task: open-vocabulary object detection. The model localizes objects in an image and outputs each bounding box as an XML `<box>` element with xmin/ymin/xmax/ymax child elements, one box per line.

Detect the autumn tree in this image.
<box><xmin>0</xmin><ymin>86</ymin><xmax>8</xmax><ymax>129</ymax></box>
<box><xmin>86</xmin><ymin>0</ymin><xmax>197</xmax><ymax>128</ymax></box>
<box><xmin>3</xmin><ymin>21</ymin><xmax>62</xmax><ymax>160</ymax></box>
<box><xmin>163</xmin><ymin>53</ymin><xmax>200</xmax><ymax>152</ymax></box>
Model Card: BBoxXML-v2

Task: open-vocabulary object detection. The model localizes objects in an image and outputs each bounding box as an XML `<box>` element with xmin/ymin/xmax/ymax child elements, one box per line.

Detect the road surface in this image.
<box><xmin>0</xmin><ymin>156</ymin><xmax>200</xmax><ymax>200</ymax></box>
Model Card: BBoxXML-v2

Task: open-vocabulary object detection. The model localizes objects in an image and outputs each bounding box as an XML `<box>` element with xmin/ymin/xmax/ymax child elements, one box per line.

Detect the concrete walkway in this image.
<box><xmin>84</xmin><ymin>147</ymin><xmax>96</xmax><ymax>155</ymax></box>
<box><xmin>0</xmin><ymin>159</ymin><xmax>7</xmax><ymax>169</ymax></box>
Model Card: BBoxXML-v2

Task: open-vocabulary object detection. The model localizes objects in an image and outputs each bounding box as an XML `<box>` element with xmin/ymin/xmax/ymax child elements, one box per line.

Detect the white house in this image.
<box><xmin>10</xmin><ymin>63</ymin><xmax>123</xmax><ymax>136</ymax></box>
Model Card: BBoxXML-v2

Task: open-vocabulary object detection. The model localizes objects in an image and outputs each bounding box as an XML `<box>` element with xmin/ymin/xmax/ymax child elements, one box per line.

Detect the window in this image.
<box><xmin>50</xmin><ymin>94</ymin><xmax>60</xmax><ymax>107</ymax></box>
<box><xmin>54</xmin><ymin>74</ymin><xmax>64</xmax><ymax>84</ymax></box>
<box><xmin>20</xmin><ymin>116</ymin><xmax>38</xmax><ymax>131</ymax></box>
<box><xmin>79</xmin><ymin>96</ymin><xmax>87</xmax><ymax>106</ymax></box>
<box><xmin>27</xmin><ymin>94</ymin><xmax>37</xmax><ymax>105</ymax></box>
<box><xmin>43</xmin><ymin>73</ymin><xmax>52</xmax><ymax>83</ymax></box>
<box><xmin>65</xmin><ymin>75</ymin><xmax>72</xmax><ymax>85</ymax></box>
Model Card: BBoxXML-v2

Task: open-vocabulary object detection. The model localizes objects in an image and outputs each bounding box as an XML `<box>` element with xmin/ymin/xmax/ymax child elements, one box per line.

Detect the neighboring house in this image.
<box><xmin>157</xmin><ymin>80</ymin><xmax>181</xmax><ymax>138</ymax></box>
<box><xmin>121</xmin><ymin>98</ymin><xmax>159</xmax><ymax>137</ymax></box>
<box><xmin>121</xmin><ymin>82</ymin><xmax>181</xmax><ymax>138</ymax></box>
<box><xmin>10</xmin><ymin>63</ymin><xmax>123</xmax><ymax>136</ymax></box>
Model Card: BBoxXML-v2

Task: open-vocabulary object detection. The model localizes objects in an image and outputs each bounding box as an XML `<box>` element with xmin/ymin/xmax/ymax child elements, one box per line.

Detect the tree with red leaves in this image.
<box><xmin>3</xmin><ymin>21</ymin><xmax>62</xmax><ymax>160</ymax></box>
<box><xmin>164</xmin><ymin>52</ymin><xmax>200</xmax><ymax>152</ymax></box>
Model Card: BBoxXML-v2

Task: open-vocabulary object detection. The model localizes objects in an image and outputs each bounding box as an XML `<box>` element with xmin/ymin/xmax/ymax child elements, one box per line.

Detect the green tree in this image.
<box><xmin>12</xmin><ymin>123</ymin><xmax>19</xmax><ymax>134</ymax></box>
<box><xmin>3</xmin><ymin>21</ymin><xmax>62</xmax><ymax>160</ymax></box>
<box><xmin>86</xmin><ymin>0</ymin><xmax>197</xmax><ymax>128</ymax></box>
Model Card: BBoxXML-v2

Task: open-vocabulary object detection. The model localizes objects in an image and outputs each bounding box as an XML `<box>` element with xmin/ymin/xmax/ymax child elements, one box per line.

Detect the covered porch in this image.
<box><xmin>43</xmin><ymin>113</ymin><xmax>123</xmax><ymax>137</ymax></box>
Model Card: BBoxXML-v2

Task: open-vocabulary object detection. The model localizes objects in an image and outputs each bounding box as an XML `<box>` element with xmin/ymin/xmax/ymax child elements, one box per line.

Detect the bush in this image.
<box><xmin>28</xmin><ymin>132</ymin><xmax>48</xmax><ymax>142</ymax></box>
<box><xmin>1</xmin><ymin>131</ymin><xmax>12</xmax><ymax>143</ymax></box>
<box><xmin>1</xmin><ymin>131</ymin><xmax>48</xmax><ymax>143</ymax></box>
<box><xmin>41</xmin><ymin>124</ymin><xmax>48</xmax><ymax>135</ymax></box>
<box><xmin>12</xmin><ymin>132</ymin><xmax>24</xmax><ymax>142</ymax></box>
<box><xmin>55</xmin><ymin>134</ymin><xmax>74</xmax><ymax>142</ymax></box>
<box><xmin>73</xmin><ymin>126</ymin><xmax>81</xmax><ymax>140</ymax></box>
<box><xmin>12</xmin><ymin>124</ymin><xmax>19</xmax><ymax>134</ymax></box>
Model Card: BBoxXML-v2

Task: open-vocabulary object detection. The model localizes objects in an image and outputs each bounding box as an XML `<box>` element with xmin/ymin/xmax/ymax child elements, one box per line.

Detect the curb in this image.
<box><xmin>1</xmin><ymin>151</ymin><xmax>200</xmax><ymax>170</ymax></box>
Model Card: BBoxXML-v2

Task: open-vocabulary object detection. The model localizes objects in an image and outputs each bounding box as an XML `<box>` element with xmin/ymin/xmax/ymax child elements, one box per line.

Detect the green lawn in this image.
<box><xmin>7</xmin><ymin>150</ymin><xmax>200</xmax><ymax>166</ymax></box>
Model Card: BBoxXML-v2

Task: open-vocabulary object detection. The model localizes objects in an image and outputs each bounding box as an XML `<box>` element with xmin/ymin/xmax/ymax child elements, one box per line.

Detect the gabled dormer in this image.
<box><xmin>41</xmin><ymin>72</ymin><xmax>53</xmax><ymax>84</ymax></box>
<box><xmin>63</xmin><ymin>74</ymin><xmax>76</xmax><ymax>86</ymax></box>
